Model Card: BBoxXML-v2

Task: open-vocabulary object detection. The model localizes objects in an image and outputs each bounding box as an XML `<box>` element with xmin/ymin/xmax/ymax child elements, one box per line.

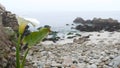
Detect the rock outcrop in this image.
<box><xmin>0</xmin><ymin>4</ymin><xmax>17</xmax><ymax>68</ymax></box>
<box><xmin>2</xmin><ymin>11</ymin><xmax>18</xmax><ymax>31</ymax></box>
<box><xmin>73</xmin><ymin>17</ymin><xmax>120</xmax><ymax>32</ymax></box>
<box><xmin>0</xmin><ymin>3</ymin><xmax>36</xmax><ymax>68</ymax></box>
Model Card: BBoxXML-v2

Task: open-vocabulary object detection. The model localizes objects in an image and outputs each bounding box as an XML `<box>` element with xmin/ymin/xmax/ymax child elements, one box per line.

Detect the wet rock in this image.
<box><xmin>43</xmin><ymin>31</ymin><xmax>60</xmax><ymax>43</ymax></box>
<box><xmin>67</xmin><ymin>36</ymin><xmax>76</xmax><ymax>39</ymax></box>
<box><xmin>66</xmin><ymin>24</ymin><xmax>69</xmax><ymax>26</ymax></box>
<box><xmin>71</xmin><ymin>27</ymin><xmax>75</xmax><ymax>29</ymax></box>
<box><xmin>44</xmin><ymin>25</ymin><xmax>51</xmax><ymax>28</ymax></box>
<box><xmin>67</xmin><ymin>32</ymin><xmax>74</xmax><ymax>35</ymax></box>
<box><xmin>75</xmin><ymin>33</ymin><xmax>81</xmax><ymax>36</ymax></box>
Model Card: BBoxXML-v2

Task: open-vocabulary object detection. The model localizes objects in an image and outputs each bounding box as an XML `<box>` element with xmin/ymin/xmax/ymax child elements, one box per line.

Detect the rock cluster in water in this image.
<box><xmin>73</xmin><ymin>17</ymin><xmax>120</xmax><ymax>32</ymax></box>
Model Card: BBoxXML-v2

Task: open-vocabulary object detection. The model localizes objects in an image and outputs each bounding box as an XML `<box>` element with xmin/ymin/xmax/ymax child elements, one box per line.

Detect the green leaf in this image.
<box><xmin>22</xmin><ymin>28</ymin><xmax>50</xmax><ymax>47</ymax></box>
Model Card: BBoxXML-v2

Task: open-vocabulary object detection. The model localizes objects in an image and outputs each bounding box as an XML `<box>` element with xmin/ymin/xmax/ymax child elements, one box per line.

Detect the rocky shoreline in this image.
<box><xmin>1</xmin><ymin>3</ymin><xmax>120</xmax><ymax>68</ymax></box>
<box><xmin>27</xmin><ymin>31</ymin><xmax>120</xmax><ymax>68</ymax></box>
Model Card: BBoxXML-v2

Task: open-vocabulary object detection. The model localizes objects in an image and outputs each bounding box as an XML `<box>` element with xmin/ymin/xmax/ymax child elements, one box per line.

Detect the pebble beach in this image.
<box><xmin>26</xmin><ymin>31</ymin><xmax>120</xmax><ymax>68</ymax></box>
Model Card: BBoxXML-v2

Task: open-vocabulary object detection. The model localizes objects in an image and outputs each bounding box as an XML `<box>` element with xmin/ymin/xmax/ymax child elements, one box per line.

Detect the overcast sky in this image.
<box><xmin>0</xmin><ymin>0</ymin><xmax>120</xmax><ymax>13</ymax></box>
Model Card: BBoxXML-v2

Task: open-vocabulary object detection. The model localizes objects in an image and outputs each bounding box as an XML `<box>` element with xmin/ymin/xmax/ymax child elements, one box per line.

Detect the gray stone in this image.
<box><xmin>62</xmin><ymin>56</ymin><xmax>72</xmax><ymax>67</ymax></box>
<box><xmin>87</xmin><ymin>64</ymin><xmax>97</xmax><ymax>68</ymax></box>
<box><xmin>109</xmin><ymin>56</ymin><xmax>120</xmax><ymax>68</ymax></box>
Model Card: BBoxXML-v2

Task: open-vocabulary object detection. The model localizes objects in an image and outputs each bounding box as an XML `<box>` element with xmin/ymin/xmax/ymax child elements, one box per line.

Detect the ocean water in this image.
<box><xmin>51</xmin><ymin>24</ymin><xmax>79</xmax><ymax>38</ymax></box>
<box><xmin>17</xmin><ymin>11</ymin><xmax>120</xmax><ymax>27</ymax></box>
<box><xmin>18</xmin><ymin>11</ymin><xmax>120</xmax><ymax>36</ymax></box>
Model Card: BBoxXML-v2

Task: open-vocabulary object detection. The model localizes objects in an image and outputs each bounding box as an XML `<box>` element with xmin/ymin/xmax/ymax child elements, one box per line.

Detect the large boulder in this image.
<box><xmin>73</xmin><ymin>17</ymin><xmax>85</xmax><ymax>24</ymax></box>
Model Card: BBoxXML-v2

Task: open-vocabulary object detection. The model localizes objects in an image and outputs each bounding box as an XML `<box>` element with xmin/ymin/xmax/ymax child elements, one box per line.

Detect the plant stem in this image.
<box><xmin>21</xmin><ymin>48</ymin><xmax>29</xmax><ymax>68</ymax></box>
<box><xmin>16</xmin><ymin>35</ymin><xmax>21</xmax><ymax>68</ymax></box>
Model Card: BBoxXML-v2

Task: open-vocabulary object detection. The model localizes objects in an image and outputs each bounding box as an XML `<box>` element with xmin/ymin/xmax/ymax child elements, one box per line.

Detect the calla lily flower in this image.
<box><xmin>17</xmin><ymin>16</ymin><xmax>36</xmax><ymax>34</ymax></box>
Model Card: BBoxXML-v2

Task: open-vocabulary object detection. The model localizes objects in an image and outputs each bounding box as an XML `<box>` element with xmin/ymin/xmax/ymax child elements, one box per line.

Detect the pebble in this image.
<box><xmin>87</xmin><ymin>64</ymin><xmax>97</xmax><ymax>68</ymax></box>
<box><xmin>62</xmin><ymin>56</ymin><xmax>72</xmax><ymax>67</ymax></box>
